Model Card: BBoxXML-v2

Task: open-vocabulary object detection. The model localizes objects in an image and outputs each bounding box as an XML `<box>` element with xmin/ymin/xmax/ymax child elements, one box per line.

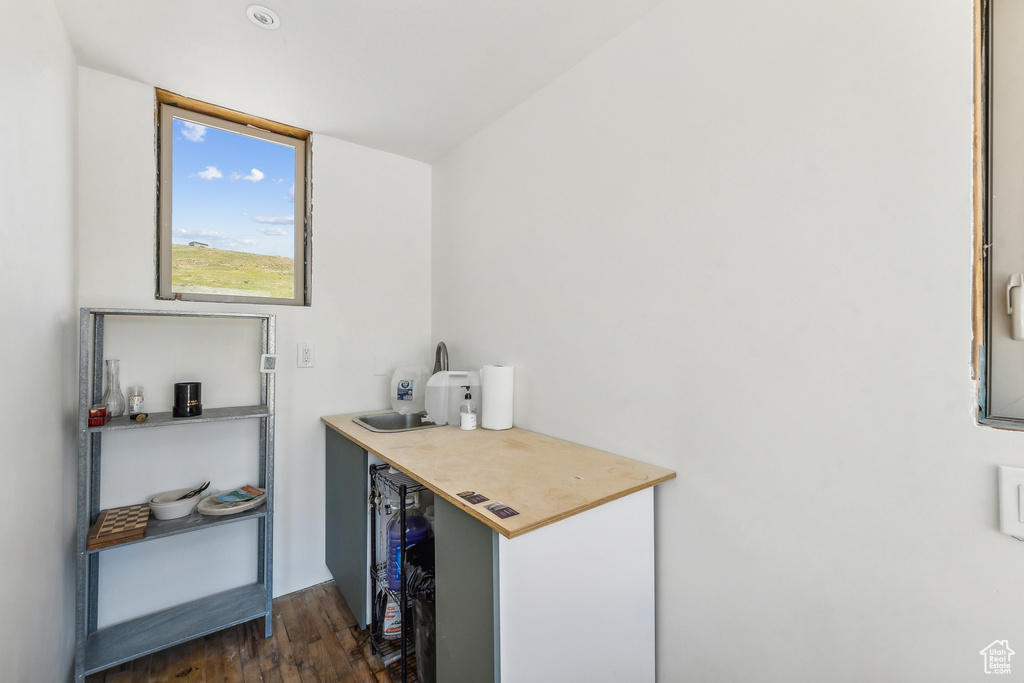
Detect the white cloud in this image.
<box><xmin>180</xmin><ymin>122</ymin><xmax>207</xmax><ymax>142</ymax></box>
<box><xmin>243</xmin><ymin>168</ymin><xmax>265</xmax><ymax>182</ymax></box>
<box><xmin>252</xmin><ymin>215</ymin><xmax>294</xmax><ymax>225</ymax></box>
<box><xmin>259</xmin><ymin>226</ymin><xmax>288</xmax><ymax>236</ymax></box>
<box><xmin>196</xmin><ymin>166</ymin><xmax>222</xmax><ymax>180</ymax></box>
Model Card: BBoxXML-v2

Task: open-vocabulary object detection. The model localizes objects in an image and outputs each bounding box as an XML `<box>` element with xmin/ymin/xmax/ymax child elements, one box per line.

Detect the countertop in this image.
<box><xmin>322</xmin><ymin>411</ymin><xmax>676</xmax><ymax>538</ymax></box>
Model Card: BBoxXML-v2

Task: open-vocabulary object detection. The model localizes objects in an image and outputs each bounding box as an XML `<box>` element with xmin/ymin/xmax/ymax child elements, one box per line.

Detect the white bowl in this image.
<box><xmin>148</xmin><ymin>488</ymin><xmax>202</xmax><ymax>520</ymax></box>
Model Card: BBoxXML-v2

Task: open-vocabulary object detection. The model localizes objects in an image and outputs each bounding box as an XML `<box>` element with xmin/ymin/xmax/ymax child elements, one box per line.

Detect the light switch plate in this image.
<box><xmin>374</xmin><ymin>355</ymin><xmax>388</xmax><ymax>376</ymax></box>
<box><xmin>998</xmin><ymin>466</ymin><xmax>1024</xmax><ymax>537</ymax></box>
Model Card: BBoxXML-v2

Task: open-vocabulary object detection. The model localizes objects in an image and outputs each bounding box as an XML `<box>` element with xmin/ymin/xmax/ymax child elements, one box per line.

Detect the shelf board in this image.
<box><xmin>86</xmin><ymin>307</ymin><xmax>273</xmax><ymax>321</ymax></box>
<box><xmin>83</xmin><ymin>583</ymin><xmax>269</xmax><ymax>675</ymax></box>
<box><xmin>371</xmin><ymin>465</ymin><xmax>427</xmax><ymax>496</ymax></box>
<box><xmin>88</xmin><ymin>405</ymin><xmax>270</xmax><ymax>432</ymax></box>
<box><xmin>87</xmin><ymin>505</ymin><xmax>268</xmax><ymax>555</ymax></box>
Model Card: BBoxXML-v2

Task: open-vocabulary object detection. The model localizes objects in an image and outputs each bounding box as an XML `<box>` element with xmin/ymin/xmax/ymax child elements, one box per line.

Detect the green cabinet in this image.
<box><xmin>324</xmin><ymin>428</ymin><xmax>497</xmax><ymax>681</ymax></box>
<box><xmin>325</xmin><ymin>428</ymin><xmax>369</xmax><ymax>628</ymax></box>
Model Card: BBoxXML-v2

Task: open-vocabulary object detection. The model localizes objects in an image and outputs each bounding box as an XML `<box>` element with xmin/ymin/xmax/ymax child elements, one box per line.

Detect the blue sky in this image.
<box><xmin>171</xmin><ymin>117</ymin><xmax>296</xmax><ymax>258</ymax></box>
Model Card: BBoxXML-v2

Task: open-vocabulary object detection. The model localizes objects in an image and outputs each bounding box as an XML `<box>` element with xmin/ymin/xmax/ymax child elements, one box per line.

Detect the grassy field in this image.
<box><xmin>171</xmin><ymin>245</ymin><xmax>294</xmax><ymax>298</ymax></box>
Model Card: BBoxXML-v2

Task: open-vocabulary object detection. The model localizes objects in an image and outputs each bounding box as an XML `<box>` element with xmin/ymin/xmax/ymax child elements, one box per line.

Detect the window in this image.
<box><xmin>977</xmin><ymin>0</ymin><xmax>1024</xmax><ymax>426</ymax></box>
<box><xmin>156</xmin><ymin>89</ymin><xmax>311</xmax><ymax>305</ymax></box>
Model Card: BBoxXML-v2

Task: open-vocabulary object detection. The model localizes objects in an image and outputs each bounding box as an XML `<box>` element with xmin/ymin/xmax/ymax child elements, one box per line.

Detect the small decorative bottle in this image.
<box><xmin>127</xmin><ymin>386</ymin><xmax>144</xmax><ymax>419</ymax></box>
<box><xmin>101</xmin><ymin>359</ymin><xmax>126</xmax><ymax>417</ymax></box>
<box><xmin>459</xmin><ymin>387</ymin><xmax>477</xmax><ymax>430</ymax></box>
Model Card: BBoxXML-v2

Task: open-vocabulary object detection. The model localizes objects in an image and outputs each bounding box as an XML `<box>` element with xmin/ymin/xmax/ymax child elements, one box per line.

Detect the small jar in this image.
<box><xmin>88</xmin><ymin>404</ymin><xmax>107</xmax><ymax>427</ymax></box>
<box><xmin>127</xmin><ymin>386</ymin><xmax>144</xmax><ymax>418</ymax></box>
<box><xmin>173</xmin><ymin>382</ymin><xmax>202</xmax><ymax>417</ymax></box>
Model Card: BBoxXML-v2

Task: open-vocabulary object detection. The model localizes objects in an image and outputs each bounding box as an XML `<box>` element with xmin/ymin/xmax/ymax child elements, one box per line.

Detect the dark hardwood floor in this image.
<box><xmin>84</xmin><ymin>581</ymin><xmax>394</xmax><ymax>683</ymax></box>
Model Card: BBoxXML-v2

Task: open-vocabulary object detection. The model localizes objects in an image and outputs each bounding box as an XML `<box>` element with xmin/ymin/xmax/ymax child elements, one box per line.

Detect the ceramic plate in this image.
<box><xmin>197</xmin><ymin>490</ymin><xmax>267</xmax><ymax>516</ymax></box>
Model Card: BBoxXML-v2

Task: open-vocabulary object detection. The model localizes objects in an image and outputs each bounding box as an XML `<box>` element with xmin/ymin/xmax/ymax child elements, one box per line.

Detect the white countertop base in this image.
<box><xmin>496</xmin><ymin>486</ymin><xmax>655</xmax><ymax>682</ymax></box>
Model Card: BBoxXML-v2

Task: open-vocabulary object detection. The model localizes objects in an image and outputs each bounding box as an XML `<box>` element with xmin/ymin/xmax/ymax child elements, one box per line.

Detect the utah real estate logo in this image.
<box><xmin>980</xmin><ymin>640</ymin><xmax>1014</xmax><ymax>674</ymax></box>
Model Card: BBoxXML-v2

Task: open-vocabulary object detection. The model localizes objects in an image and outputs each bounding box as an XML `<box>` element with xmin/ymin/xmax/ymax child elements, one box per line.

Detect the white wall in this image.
<box><xmin>77</xmin><ymin>67</ymin><xmax>432</xmax><ymax>623</ymax></box>
<box><xmin>0</xmin><ymin>1</ymin><xmax>78</xmax><ymax>680</ymax></box>
<box><xmin>432</xmin><ymin>1</ymin><xmax>1016</xmax><ymax>680</ymax></box>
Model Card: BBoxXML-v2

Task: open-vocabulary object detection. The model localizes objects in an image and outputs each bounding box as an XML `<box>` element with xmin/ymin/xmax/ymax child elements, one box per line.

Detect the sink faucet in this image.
<box><xmin>433</xmin><ymin>342</ymin><xmax>448</xmax><ymax>374</ymax></box>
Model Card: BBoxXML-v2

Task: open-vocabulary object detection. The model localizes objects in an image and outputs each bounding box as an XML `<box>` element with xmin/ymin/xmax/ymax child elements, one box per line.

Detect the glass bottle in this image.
<box><xmin>101</xmin><ymin>359</ymin><xmax>126</xmax><ymax>417</ymax></box>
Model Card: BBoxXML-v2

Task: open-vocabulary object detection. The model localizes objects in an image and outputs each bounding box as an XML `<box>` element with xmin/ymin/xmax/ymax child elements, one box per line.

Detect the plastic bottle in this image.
<box><xmin>390</xmin><ymin>367</ymin><xmax>426</xmax><ymax>414</ymax></box>
<box><xmin>459</xmin><ymin>388</ymin><xmax>477</xmax><ymax>430</ymax></box>
<box><xmin>382</xmin><ymin>597</ymin><xmax>402</xmax><ymax>640</ymax></box>
<box><xmin>387</xmin><ymin>510</ymin><xmax>431</xmax><ymax>592</ymax></box>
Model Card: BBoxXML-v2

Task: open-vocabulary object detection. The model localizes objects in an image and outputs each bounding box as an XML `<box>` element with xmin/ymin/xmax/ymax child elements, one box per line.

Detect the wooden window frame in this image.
<box><xmin>155</xmin><ymin>89</ymin><xmax>312</xmax><ymax>306</ymax></box>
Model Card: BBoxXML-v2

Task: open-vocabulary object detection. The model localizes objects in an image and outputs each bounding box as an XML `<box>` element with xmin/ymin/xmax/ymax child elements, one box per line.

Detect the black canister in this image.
<box><xmin>173</xmin><ymin>382</ymin><xmax>202</xmax><ymax>417</ymax></box>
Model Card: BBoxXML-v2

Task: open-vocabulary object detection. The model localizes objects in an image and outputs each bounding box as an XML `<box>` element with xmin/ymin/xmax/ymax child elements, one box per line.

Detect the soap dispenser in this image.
<box><xmin>459</xmin><ymin>386</ymin><xmax>477</xmax><ymax>430</ymax></box>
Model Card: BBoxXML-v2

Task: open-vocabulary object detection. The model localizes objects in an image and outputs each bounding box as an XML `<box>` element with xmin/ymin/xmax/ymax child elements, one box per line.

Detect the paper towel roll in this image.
<box><xmin>481</xmin><ymin>365</ymin><xmax>514</xmax><ymax>430</ymax></box>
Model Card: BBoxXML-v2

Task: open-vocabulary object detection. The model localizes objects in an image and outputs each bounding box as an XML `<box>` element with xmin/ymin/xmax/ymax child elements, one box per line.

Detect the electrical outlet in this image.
<box><xmin>999</xmin><ymin>466</ymin><xmax>1024</xmax><ymax>537</ymax></box>
<box><xmin>297</xmin><ymin>342</ymin><xmax>314</xmax><ymax>368</ymax></box>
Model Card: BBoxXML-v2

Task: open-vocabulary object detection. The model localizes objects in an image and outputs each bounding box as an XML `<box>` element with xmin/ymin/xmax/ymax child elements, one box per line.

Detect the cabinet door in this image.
<box><xmin>325</xmin><ymin>429</ymin><xmax>369</xmax><ymax>628</ymax></box>
<box><xmin>435</xmin><ymin>497</ymin><xmax>497</xmax><ymax>682</ymax></box>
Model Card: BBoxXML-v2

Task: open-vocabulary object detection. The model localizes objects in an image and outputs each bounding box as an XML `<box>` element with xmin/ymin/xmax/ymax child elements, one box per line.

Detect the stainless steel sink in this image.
<box><xmin>353</xmin><ymin>411</ymin><xmax>442</xmax><ymax>433</ymax></box>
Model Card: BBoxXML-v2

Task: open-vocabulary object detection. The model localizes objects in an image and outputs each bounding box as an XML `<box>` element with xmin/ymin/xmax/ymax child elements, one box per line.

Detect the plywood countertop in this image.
<box><xmin>322</xmin><ymin>412</ymin><xmax>676</xmax><ymax>539</ymax></box>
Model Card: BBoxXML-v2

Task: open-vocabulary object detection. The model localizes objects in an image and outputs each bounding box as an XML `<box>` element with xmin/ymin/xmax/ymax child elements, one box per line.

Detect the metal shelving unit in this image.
<box><xmin>369</xmin><ymin>464</ymin><xmax>430</xmax><ymax>683</ymax></box>
<box><xmin>75</xmin><ymin>308</ymin><xmax>275</xmax><ymax>682</ymax></box>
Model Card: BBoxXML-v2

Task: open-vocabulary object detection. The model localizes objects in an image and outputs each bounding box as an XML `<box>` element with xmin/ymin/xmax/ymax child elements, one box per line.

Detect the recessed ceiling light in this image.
<box><xmin>246</xmin><ymin>5</ymin><xmax>280</xmax><ymax>30</ymax></box>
